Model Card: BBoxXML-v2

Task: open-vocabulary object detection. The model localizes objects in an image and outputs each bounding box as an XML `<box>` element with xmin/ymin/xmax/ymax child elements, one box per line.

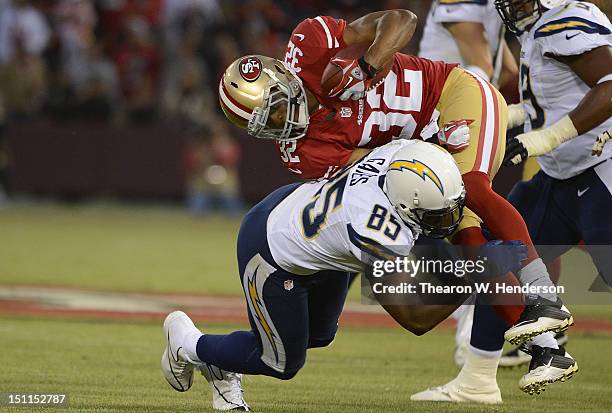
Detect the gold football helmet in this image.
<box><xmin>219</xmin><ymin>55</ymin><xmax>309</xmax><ymax>141</ymax></box>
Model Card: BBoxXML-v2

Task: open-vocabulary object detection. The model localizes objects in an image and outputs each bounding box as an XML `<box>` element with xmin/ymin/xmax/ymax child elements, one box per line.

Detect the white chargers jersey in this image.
<box><xmin>418</xmin><ymin>0</ymin><xmax>505</xmax><ymax>86</ymax></box>
<box><xmin>518</xmin><ymin>1</ymin><xmax>612</xmax><ymax>179</ymax></box>
<box><xmin>267</xmin><ymin>141</ymin><xmax>416</xmax><ymax>276</ymax></box>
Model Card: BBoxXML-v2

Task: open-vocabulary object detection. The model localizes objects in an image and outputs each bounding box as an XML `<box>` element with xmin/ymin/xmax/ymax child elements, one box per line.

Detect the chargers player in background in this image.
<box><xmin>417</xmin><ymin>0</ymin><xmax>611</xmax><ymax>400</ymax></box>
<box><xmin>219</xmin><ymin>9</ymin><xmax>576</xmax><ymax>397</ymax></box>
<box><xmin>160</xmin><ymin>140</ymin><xmax>526</xmax><ymax>409</ymax></box>
<box><xmin>417</xmin><ymin>0</ymin><xmax>520</xmax><ymax>376</ymax></box>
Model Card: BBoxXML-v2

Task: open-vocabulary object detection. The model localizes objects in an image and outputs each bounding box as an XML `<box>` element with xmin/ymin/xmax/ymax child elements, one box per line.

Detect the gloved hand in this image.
<box><xmin>592</xmin><ymin>126</ymin><xmax>611</xmax><ymax>156</ymax></box>
<box><xmin>328</xmin><ymin>56</ymin><xmax>378</xmax><ymax>101</ymax></box>
<box><xmin>503</xmin><ymin>115</ymin><xmax>578</xmax><ymax>166</ymax></box>
<box><xmin>438</xmin><ymin>119</ymin><xmax>473</xmax><ymax>153</ymax></box>
<box><xmin>477</xmin><ymin>240</ymin><xmax>528</xmax><ymax>278</ymax></box>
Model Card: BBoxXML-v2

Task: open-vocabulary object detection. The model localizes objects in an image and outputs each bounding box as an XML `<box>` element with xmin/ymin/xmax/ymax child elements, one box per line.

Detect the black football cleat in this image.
<box><xmin>500</xmin><ymin>332</ymin><xmax>569</xmax><ymax>368</ymax></box>
<box><xmin>504</xmin><ymin>297</ymin><xmax>573</xmax><ymax>345</ymax></box>
<box><xmin>519</xmin><ymin>345</ymin><xmax>578</xmax><ymax>395</ymax></box>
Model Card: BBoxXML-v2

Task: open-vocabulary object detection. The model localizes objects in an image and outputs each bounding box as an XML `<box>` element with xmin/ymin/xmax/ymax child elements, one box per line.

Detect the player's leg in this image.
<box><xmin>161</xmin><ymin>184</ymin><xmax>307</xmax><ymax>410</ymax></box>
<box><xmin>411</xmin><ymin>301</ymin><xmax>504</xmax><ymax>404</ymax></box>
<box><xmin>577</xmin><ymin>159</ymin><xmax>612</xmax><ymax>287</ymax></box>
<box><xmin>306</xmin><ymin>270</ymin><xmax>351</xmax><ymax>349</ymax></box>
<box><xmin>505</xmin><ymin>168</ymin><xmax>579</xmax><ymax>393</ymax></box>
<box><xmin>438</xmin><ymin>67</ymin><xmax>572</xmax><ymax>343</ymax></box>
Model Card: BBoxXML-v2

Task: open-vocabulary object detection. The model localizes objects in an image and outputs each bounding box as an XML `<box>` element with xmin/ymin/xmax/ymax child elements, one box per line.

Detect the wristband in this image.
<box><xmin>358</xmin><ymin>56</ymin><xmax>379</xmax><ymax>79</ymax></box>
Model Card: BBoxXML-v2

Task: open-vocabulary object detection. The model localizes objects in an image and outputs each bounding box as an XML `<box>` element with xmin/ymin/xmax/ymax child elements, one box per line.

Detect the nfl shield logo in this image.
<box><xmin>340</xmin><ymin>107</ymin><xmax>352</xmax><ymax>118</ymax></box>
<box><xmin>284</xmin><ymin>280</ymin><xmax>294</xmax><ymax>291</ymax></box>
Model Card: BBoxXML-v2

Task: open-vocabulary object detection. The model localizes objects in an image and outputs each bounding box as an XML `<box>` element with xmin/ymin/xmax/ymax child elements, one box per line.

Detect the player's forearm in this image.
<box><xmin>499</xmin><ymin>40</ymin><xmax>519</xmax><ymax>88</ymax></box>
<box><xmin>569</xmin><ymin>80</ymin><xmax>612</xmax><ymax>135</ymax></box>
<box><xmin>363</xmin><ymin>10</ymin><xmax>417</xmax><ymax>69</ymax></box>
<box><xmin>445</xmin><ymin>22</ymin><xmax>494</xmax><ymax>80</ymax></box>
<box><xmin>347</xmin><ymin>148</ymin><xmax>372</xmax><ymax>165</ymax></box>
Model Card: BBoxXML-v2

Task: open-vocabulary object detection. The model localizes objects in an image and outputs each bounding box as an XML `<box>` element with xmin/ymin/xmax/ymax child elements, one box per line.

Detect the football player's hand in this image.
<box><xmin>328</xmin><ymin>57</ymin><xmax>375</xmax><ymax>101</ymax></box>
<box><xmin>592</xmin><ymin>126</ymin><xmax>611</xmax><ymax>156</ymax></box>
<box><xmin>503</xmin><ymin>135</ymin><xmax>529</xmax><ymax>166</ymax></box>
<box><xmin>437</xmin><ymin>119</ymin><xmax>473</xmax><ymax>153</ymax></box>
<box><xmin>477</xmin><ymin>240</ymin><xmax>528</xmax><ymax>279</ymax></box>
<box><xmin>504</xmin><ymin>115</ymin><xmax>578</xmax><ymax>166</ymax></box>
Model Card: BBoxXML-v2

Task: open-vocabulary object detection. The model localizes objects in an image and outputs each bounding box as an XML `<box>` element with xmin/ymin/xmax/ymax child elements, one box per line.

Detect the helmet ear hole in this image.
<box><xmin>274</xmin><ymin>64</ymin><xmax>286</xmax><ymax>74</ymax></box>
<box><xmin>230</xmin><ymin>82</ymin><xmax>239</xmax><ymax>88</ymax></box>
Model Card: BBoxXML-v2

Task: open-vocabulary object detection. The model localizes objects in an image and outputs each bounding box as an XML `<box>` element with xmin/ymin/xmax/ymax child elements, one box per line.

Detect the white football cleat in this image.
<box><xmin>410</xmin><ymin>379</ymin><xmax>502</xmax><ymax>404</ymax></box>
<box><xmin>161</xmin><ymin>311</ymin><xmax>201</xmax><ymax>392</ymax></box>
<box><xmin>200</xmin><ymin>364</ymin><xmax>250</xmax><ymax>411</ymax></box>
<box><xmin>519</xmin><ymin>345</ymin><xmax>578</xmax><ymax>395</ymax></box>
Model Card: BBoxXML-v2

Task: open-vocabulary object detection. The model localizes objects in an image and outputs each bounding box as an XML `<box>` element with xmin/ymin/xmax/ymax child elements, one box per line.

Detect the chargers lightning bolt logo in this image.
<box><xmin>388</xmin><ymin>159</ymin><xmax>444</xmax><ymax>195</ymax></box>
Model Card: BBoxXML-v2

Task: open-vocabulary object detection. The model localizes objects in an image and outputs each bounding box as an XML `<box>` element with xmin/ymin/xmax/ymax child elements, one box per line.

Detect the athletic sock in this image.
<box><xmin>530</xmin><ymin>332</ymin><xmax>559</xmax><ymax>350</ymax></box>
<box><xmin>518</xmin><ymin>258</ymin><xmax>558</xmax><ymax>301</ymax></box>
<box><xmin>452</xmin><ymin>226</ymin><xmax>525</xmax><ymax>325</ymax></box>
<box><xmin>453</xmin><ymin>346</ymin><xmax>501</xmax><ymax>393</ymax></box>
<box><xmin>182</xmin><ymin>329</ymin><xmax>204</xmax><ymax>364</ymax></box>
<box><xmin>462</xmin><ymin>171</ymin><xmax>539</xmax><ymax>264</ymax></box>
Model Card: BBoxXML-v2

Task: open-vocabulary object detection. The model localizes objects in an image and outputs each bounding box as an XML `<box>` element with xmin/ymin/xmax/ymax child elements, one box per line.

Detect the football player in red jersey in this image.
<box><xmin>218</xmin><ymin>9</ymin><xmax>574</xmax><ymax>374</ymax></box>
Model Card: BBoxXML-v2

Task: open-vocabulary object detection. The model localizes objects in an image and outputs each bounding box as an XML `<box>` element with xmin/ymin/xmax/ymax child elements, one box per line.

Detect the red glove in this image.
<box><xmin>438</xmin><ymin>119</ymin><xmax>473</xmax><ymax>153</ymax></box>
<box><xmin>328</xmin><ymin>57</ymin><xmax>378</xmax><ymax>101</ymax></box>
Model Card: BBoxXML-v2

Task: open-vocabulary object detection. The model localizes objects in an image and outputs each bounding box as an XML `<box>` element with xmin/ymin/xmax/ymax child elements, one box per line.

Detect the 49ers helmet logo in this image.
<box><xmin>239</xmin><ymin>57</ymin><xmax>262</xmax><ymax>82</ymax></box>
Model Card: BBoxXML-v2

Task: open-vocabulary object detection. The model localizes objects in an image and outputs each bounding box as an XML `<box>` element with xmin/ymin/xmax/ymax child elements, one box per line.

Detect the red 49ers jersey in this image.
<box><xmin>278</xmin><ymin>15</ymin><xmax>457</xmax><ymax>179</ymax></box>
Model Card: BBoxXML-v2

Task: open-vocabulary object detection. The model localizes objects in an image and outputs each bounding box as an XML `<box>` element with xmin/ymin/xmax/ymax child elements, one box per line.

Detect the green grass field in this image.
<box><xmin>1</xmin><ymin>204</ymin><xmax>612</xmax><ymax>412</ymax></box>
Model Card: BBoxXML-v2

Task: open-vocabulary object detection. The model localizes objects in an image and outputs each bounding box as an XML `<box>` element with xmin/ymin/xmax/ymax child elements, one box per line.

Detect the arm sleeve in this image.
<box><xmin>534</xmin><ymin>4</ymin><xmax>612</xmax><ymax>57</ymax></box>
<box><xmin>432</xmin><ymin>0</ymin><xmax>488</xmax><ymax>24</ymax></box>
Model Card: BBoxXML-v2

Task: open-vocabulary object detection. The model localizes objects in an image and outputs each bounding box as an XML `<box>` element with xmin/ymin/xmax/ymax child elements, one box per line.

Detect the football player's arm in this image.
<box><xmin>505</xmin><ymin>46</ymin><xmax>612</xmax><ymax>165</ymax></box>
<box><xmin>347</xmin><ymin>148</ymin><xmax>372</xmax><ymax>165</ymax></box>
<box><xmin>444</xmin><ymin>21</ymin><xmax>494</xmax><ymax>80</ymax></box>
<box><xmin>499</xmin><ymin>40</ymin><xmax>519</xmax><ymax>89</ymax></box>
<box><xmin>344</xmin><ymin>9</ymin><xmax>418</xmax><ymax>70</ymax></box>
<box><xmin>556</xmin><ymin>46</ymin><xmax>612</xmax><ymax>154</ymax></box>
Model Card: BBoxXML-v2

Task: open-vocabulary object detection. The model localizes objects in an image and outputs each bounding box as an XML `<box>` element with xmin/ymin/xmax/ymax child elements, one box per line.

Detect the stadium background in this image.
<box><xmin>0</xmin><ymin>0</ymin><xmax>529</xmax><ymax>207</ymax></box>
<box><xmin>0</xmin><ymin>1</ymin><xmax>611</xmax><ymax>412</ymax></box>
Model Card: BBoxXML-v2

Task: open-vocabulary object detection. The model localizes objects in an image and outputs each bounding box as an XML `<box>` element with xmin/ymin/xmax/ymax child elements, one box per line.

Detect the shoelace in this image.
<box><xmin>224</xmin><ymin>372</ymin><xmax>247</xmax><ymax>404</ymax></box>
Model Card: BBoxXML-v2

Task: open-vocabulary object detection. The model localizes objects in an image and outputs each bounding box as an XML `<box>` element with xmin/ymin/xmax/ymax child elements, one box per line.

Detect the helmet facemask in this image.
<box><xmin>495</xmin><ymin>0</ymin><xmax>545</xmax><ymax>35</ymax></box>
<box><xmin>395</xmin><ymin>191</ymin><xmax>466</xmax><ymax>239</ymax></box>
<box><xmin>248</xmin><ymin>66</ymin><xmax>309</xmax><ymax>142</ymax></box>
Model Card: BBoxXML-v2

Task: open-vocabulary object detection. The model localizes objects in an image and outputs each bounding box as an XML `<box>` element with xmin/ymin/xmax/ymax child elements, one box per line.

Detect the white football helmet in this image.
<box><xmin>495</xmin><ymin>0</ymin><xmax>569</xmax><ymax>34</ymax></box>
<box><xmin>384</xmin><ymin>141</ymin><xmax>465</xmax><ymax>239</ymax></box>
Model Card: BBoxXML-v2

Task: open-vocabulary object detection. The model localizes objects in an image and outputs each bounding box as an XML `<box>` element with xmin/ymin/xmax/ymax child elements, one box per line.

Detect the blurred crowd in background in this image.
<box><xmin>0</xmin><ymin>0</ymin><xmax>434</xmax><ymax>213</ymax></box>
<box><xmin>6</xmin><ymin>1</ymin><xmax>607</xmax><ymax>213</ymax></box>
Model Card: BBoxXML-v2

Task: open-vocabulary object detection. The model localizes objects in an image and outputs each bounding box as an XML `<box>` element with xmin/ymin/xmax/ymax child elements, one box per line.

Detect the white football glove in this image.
<box><xmin>507</xmin><ymin>104</ymin><xmax>526</xmax><ymax>129</ymax></box>
<box><xmin>592</xmin><ymin>126</ymin><xmax>611</xmax><ymax>156</ymax></box>
<box><xmin>437</xmin><ymin>119</ymin><xmax>473</xmax><ymax>153</ymax></box>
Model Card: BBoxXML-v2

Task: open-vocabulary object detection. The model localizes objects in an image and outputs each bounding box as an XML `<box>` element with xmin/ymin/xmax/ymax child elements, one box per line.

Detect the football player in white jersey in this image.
<box><xmin>415</xmin><ymin>0</ymin><xmax>611</xmax><ymax>400</ymax></box>
<box><xmin>417</xmin><ymin>0</ymin><xmax>521</xmax><ymax>378</ymax></box>
<box><xmin>159</xmin><ymin>140</ymin><xmax>528</xmax><ymax>409</ymax></box>
<box><xmin>419</xmin><ymin>0</ymin><xmax>518</xmax><ymax>88</ymax></box>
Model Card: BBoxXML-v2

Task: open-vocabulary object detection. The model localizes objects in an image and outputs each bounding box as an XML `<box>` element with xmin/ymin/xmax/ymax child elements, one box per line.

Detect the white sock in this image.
<box><xmin>182</xmin><ymin>330</ymin><xmax>204</xmax><ymax>364</ymax></box>
<box><xmin>454</xmin><ymin>346</ymin><xmax>501</xmax><ymax>391</ymax></box>
<box><xmin>530</xmin><ymin>332</ymin><xmax>558</xmax><ymax>349</ymax></box>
